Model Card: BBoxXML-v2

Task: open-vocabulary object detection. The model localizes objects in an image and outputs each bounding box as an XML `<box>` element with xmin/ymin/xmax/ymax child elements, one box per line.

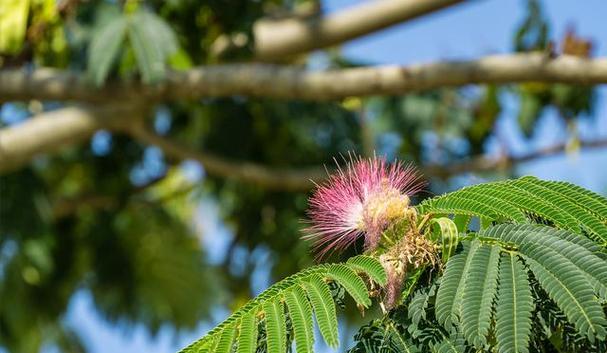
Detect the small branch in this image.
<box><xmin>431</xmin><ymin>139</ymin><xmax>607</xmax><ymax>177</ymax></box>
<box><xmin>128</xmin><ymin>126</ymin><xmax>327</xmax><ymax>191</ymax></box>
<box><xmin>2</xmin><ymin>54</ymin><xmax>607</xmax><ymax>103</ymax></box>
<box><xmin>132</xmin><ymin>125</ymin><xmax>607</xmax><ymax>190</ymax></box>
<box><xmin>49</xmin><ymin>138</ymin><xmax>607</xmax><ymax>219</ymax></box>
<box><xmin>244</xmin><ymin>0</ymin><xmax>464</xmax><ymax>60</ymax></box>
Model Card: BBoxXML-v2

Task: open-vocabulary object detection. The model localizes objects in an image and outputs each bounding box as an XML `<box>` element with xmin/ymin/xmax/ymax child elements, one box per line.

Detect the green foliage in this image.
<box><xmin>431</xmin><ymin>336</ymin><xmax>465</xmax><ymax>353</ymax></box>
<box><xmin>236</xmin><ymin>311</ymin><xmax>258</xmax><ymax>353</ymax></box>
<box><xmin>285</xmin><ymin>285</ymin><xmax>315</xmax><ymax>353</ymax></box>
<box><xmin>303</xmin><ymin>275</ymin><xmax>339</xmax><ymax>347</ymax></box>
<box><xmin>431</xmin><ymin>223</ymin><xmax>607</xmax><ymax>351</ymax></box>
<box><xmin>127</xmin><ymin>9</ymin><xmax>178</xmax><ymax>83</ymax></box>
<box><xmin>430</xmin><ymin>217</ymin><xmax>459</xmax><ymax>263</ymax></box>
<box><xmin>495</xmin><ymin>253</ymin><xmax>533</xmax><ymax>353</ymax></box>
<box><xmin>0</xmin><ymin>0</ymin><xmax>30</xmax><ymax>54</ymax></box>
<box><xmin>346</xmin><ymin>255</ymin><xmax>388</xmax><ymax>287</ymax></box>
<box><xmin>179</xmin><ymin>256</ymin><xmax>386</xmax><ymax>353</ymax></box>
<box><xmin>263</xmin><ymin>300</ymin><xmax>287</xmax><ymax>353</ymax></box>
<box><xmin>346</xmin><ymin>177</ymin><xmax>607</xmax><ymax>353</ymax></box>
<box><xmin>418</xmin><ymin>176</ymin><xmax>607</xmax><ymax>244</ymax></box>
<box><xmin>87</xmin><ymin>7</ymin><xmax>177</xmax><ymax>85</ymax></box>
<box><xmin>88</xmin><ymin>13</ymin><xmax>128</xmax><ymax>86</ymax></box>
<box><xmin>435</xmin><ymin>240</ymin><xmax>480</xmax><ymax>328</ymax></box>
<box><xmin>460</xmin><ymin>244</ymin><xmax>500</xmax><ymax>347</ymax></box>
<box><xmin>348</xmin><ymin>318</ymin><xmax>420</xmax><ymax>353</ymax></box>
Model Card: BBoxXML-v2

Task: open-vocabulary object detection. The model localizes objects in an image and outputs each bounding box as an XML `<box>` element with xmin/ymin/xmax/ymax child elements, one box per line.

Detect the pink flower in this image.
<box><xmin>304</xmin><ymin>156</ymin><xmax>425</xmax><ymax>259</ymax></box>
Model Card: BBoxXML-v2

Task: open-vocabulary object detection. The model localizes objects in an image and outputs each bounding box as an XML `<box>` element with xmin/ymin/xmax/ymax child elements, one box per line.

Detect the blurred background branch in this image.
<box><xmin>3</xmin><ymin>105</ymin><xmax>605</xmax><ymax>190</ymax></box>
<box><xmin>215</xmin><ymin>0</ymin><xmax>464</xmax><ymax>60</ymax></box>
<box><xmin>2</xmin><ymin>54</ymin><xmax>607</xmax><ymax>102</ymax></box>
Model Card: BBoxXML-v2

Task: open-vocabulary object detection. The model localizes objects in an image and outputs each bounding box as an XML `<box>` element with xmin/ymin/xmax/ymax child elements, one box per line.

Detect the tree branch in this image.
<box><xmin>128</xmin><ymin>126</ymin><xmax>327</xmax><ymax>191</ymax></box>
<box><xmin>219</xmin><ymin>0</ymin><xmax>464</xmax><ymax>60</ymax></box>
<box><xmin>428</xmin><ymin>139</ymin><xmax>607</xmax><ymax>177</ymax></box>
<box><xmin>2</xmin><ymin>54</ymin><xmax>607</xmax><ymax>103</ymax></box>
<box><xmin>2</xmin><ymin>106</ymin><xmax>606</xmax><ymax>190</ymax></box>
<box><xmin>0</xmin><ymin>105</ymin><xmax>135</xmax><ymax>173</ymax></box>
<box><xmin>134</xmin><ymin>126</ymin><xmax>607</xmax><ymax>189</ymax></box>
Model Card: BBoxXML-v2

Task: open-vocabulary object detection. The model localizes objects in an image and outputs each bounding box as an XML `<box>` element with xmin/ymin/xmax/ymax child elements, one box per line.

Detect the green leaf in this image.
<box><xmin>88</xmin><ymin>15</ymin><xmax>128</xmax><ymax>86</ymax></box>
<box><xmin>453</xmin><ymin>214</ymin><xmax>471</xmax><ymax>233</ymax></box>
<box><xmin>495</xmin><ymin>253</ymin><xmax>533</xmax><ymax>353</ymax></box>
<box><xmin>128</xmin><ymin>9</ymin><xmax>177</xmax><ymax>83</ymax></box>
<box><xmin>450</xmin><ymin>189</ymin><xmax>528</xmax><ymax>223</ymax></box>
<box><xmin>431</xmin><ymin>217</ymin><xmax>459</xmax><ymax>263</ymax></box>
<box><xmin>418</xmin><ymin>177</ymin><xmax>607</xmax><ymax>247</ymax></box>
<box><xmin>263</xmin><ymin>301</ymin><xmax>286</xmax><ymax>353</ymax></box>
<box><xmin>484</xmin><ymin>224</ymin><xmax>607</xmax><ymax>295</ymax></box>
<box><xmin>461</xmin><ymin>244</ymin><xmax>500</xmax><ymax>347</ymax></box>
<box><xmin>179</xmin><ymin>259</ymin><xmax>384</xmax><ymax>353</ymax></box>
<box><xmin>0</xmin><ymin>0</ymin><xmax>30</xmax><ymax>54</ymax></box>
<box><xmin>431</xmin><ymin>335</ymin><xmax>465</xmax><ymax>353</ymax></box>
<box><xmin>548</xmin><ymin>179</ymin><xmax>607</xmax><ymax>222</ymax></box>
<box><xmin>514</xmin><ymin>177</ymin><xmax>607</xmax><ymax>242</ymax></box>
<box><xmin>408</xmin><ymin>285</ymin><xmax>435</xmax><ymax>326</ymax></box>
<box><xmin>386</xmin><ymin>324</ymin><xmax>419</xmax><ymax>353</ymax></box>
<box><xmin>482</xmin><ymin>224</ymin><xmax>607</xmax><ymax>341</ymax></box>
<box><xmin>327</xmin><ymin>264</ymin><xmax>372</xmax><ymax>308</ymax></box>
<box><xmin>215</xmin><ymin>326</ymin><xmax>236</xmax><ymax>353</ymax></box>
<box><xmin>285</xmin><ymin>286</ymin><xmax>314</xmax><ymax>353</ymax></box>
<box><xmin>237</xmin><ymin>311</ymin><xmax>257</xmax><ymax>353</ymax></box>
<box><xmin>524</xmin><ymin>253</ymin><xmax>607</xmax><ymax>342</ymax></box>
<box><xmin>347</xmin><ymin>255</ymin><xmax>388</xmax><ymax>286</ymax></box>
<box><xmin>435</xmin><ymin>240</ymin><xmax>481</xmax><ymax>328</ymax></box>
<box><xmin>303</xmin><ymin>275</ymin><xmax>339</xmax><ymax>348</ymax></box>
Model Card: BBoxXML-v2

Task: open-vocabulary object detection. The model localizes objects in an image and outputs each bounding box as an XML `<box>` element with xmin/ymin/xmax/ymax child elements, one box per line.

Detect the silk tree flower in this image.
<box><xmin>304</xmin><ymin>156</ymin><xmax>425</xmax><ymax>259</ymax></box>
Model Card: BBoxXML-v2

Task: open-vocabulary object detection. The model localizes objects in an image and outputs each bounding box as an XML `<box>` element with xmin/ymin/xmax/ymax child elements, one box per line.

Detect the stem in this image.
<box><xmin>416</xmin><ymin>213</ymin><xmax>433</xmax><ymax>233</ymax></box>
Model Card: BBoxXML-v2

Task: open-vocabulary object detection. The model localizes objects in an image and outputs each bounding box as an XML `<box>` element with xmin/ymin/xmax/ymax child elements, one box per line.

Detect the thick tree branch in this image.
<box><xmin>2</xmin><ymin>106</ymin><xmax>606</xmax><ymax>189</ymax></box>
<box><xmin>220</xmin><ymin>0</ymin><xmax>463</xmax><ymax>60</ymax></box>
<box><xmin>2</xmin><ymin>54</ymin><xmax>607</xmax><ymax>103</ymax></box>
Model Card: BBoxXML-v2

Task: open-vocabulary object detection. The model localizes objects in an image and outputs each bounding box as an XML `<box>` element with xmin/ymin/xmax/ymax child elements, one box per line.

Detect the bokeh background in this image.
<box><xmin>1</xmin><ymin>0</ymin><xmax>606</xmax><ymax>352</ymax></box>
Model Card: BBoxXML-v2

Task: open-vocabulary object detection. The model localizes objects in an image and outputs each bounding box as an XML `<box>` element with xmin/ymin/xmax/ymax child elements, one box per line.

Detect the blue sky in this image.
<box><xmin>55</xmin><ymin>1</ymin><xmax>607</xmax><ymax>353</ymax></box>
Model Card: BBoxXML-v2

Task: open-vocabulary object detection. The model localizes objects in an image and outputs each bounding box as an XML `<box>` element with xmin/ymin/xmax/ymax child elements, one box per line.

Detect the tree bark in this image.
<box><xmin>251</xmin><ymin>0</ymin><xmax>464</xmax><ymax>60</ymax></box>
<box><xmin>2</xmin><ymin>54</ymin><xmax>606</xmax><ymax>103</ymax></box>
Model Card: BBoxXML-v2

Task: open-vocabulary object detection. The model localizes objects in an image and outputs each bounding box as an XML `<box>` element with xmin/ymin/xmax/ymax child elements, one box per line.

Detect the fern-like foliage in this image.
<box><xmin>418</xmin><ymin>176</ymin><xmax>607</xmax><ymax>244</ymax></box>
<box><xmin>433</xmin><ymin>223</ymin><xmax>607</xmax><ymax>351</ymax></box>
<box><xmin>180</xmin><ymin>176</ymin><xmax>607</xmax><ymax>353</ymax></box>
<box><xmin>495</xmin><ymin>252</ymin><xmax>533</xmax><ymax>353</ymax></box>
<box><xmin>460</xmin><ymin>243</ymin><xmax>500</xmax><ymax>347</ymax></box>
<box><xmin>179</xmin><ymin>256</ymin><xmax>386</xmax><ymax>353</ymax></box>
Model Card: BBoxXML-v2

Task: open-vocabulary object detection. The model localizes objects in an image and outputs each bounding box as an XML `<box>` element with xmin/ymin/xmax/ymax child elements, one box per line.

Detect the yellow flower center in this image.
<box><xmin>360</xmin><ymin>182</ymin><xmax>410</xmax><ymax>231</ymax></box>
